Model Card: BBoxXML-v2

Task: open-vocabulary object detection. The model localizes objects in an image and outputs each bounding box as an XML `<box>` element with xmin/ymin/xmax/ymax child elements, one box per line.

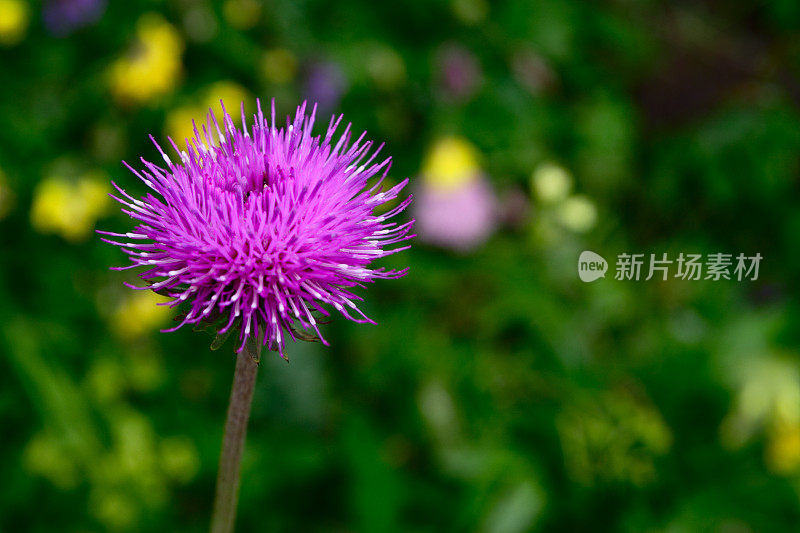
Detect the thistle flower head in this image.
<box><xmin>100</xmin><ymin>101</ymin><xmax>413</xmax><ymax>355</ymax></box>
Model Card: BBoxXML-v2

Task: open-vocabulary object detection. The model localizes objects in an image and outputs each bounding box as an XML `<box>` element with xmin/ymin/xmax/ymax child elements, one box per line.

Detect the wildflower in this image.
<box><xmin>451</xmin><ymin>0</ymin><xmax>488</xmax><ymax>25</ymax></box>
<box><xmin>111</xmin><ymin>291</ymin><xmax>173</xmax><ymax>340</ymax></box>
<box><xmin>261</xmin><ymin>48</ymin><xmax>298</xmax><ymax>85</ymax></box>
<box><xmin>101</xmin><ymin>101</ymin><xmax>413</xmax><ymax>355</ymax></box>
<box><xmin>531</xmin><ymin>162</ymin><xmax>571</xmax><ymax>204</ymax></box>
<box><xmin>720</xmin><ymin>355</ymin><xmax>800</xmax><ymax>450</ymax></box>
<box><xmin>530</xmin><ymin>163</ymin><xmax>596</xmax><ymax>233</ymax></box>
<box><xmin>415</xmin><ymin>178</ymin><xmax>496</xmax><ymax>252</ymax></box>
<box><xmin>434</xmin><ymin>44</ymin><xmax>482</xmax><ymax>102</ymax></box>
<box><xmin>31</xmin><ymin>173</ymin><xmax>111</xmax><ymax>241</ymax></box>
<box><xmin>556</xmin><ymin>195</ymin><xmax>597</xmax><ymax>233</ymax></box>
<box><xmin>419</xmin><ymin>136</ymin><xmax>481</xmax><ymax>190</ymax></box>
<box><xmin>414</xmin><ymin>137</ymin><xmax>496</xmax><ymax>251</ymax></box>
<box><xmin>43</xmin><ymin>0</ymin><xmax>106</xmax><ymax>37</ymax></box>
<box><xmin>109</xmin><ymin>14</ymin><xmax>183</xmax><ymax>105</ymax></box>
<box><xmin>165</xmin><ymin>80</ymin><xmax>251</xmax><ymax>144</ymax></box>
<box><xmin>303</xmin><ymin>60</ymin><xmax>348</xmax><ymax>113</ymax></box>
<box><xmin>766</xmin><ymin>422</ymin><xmax>800</xmax><ymax>474</ymax></box>
<box><xmin>0</xmin><ymin>0</ymin><xmax>29</xmax><ymax>46</ymax></box>
<box><xmin>222</xmin><ymin>0</ymin><xmax>261</xmax><ymax>30</ymax></box>
<box><xmin>164</xmin><ymin>107</ymin><xmax>204</xmax><ymax>150</ymax></box>
<box><xmin>366</xmin><ymin>45</ymin><xmax>406</xmax><ymax>91</ymax></box>
<box><xmin>180</xmin><ymin>4</ymin><xmax>217</xmax><ymax>43</ymax></box>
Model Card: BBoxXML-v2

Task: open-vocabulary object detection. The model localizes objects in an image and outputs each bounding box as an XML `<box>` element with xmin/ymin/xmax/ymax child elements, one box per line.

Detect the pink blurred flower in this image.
<box><xmin>415</xmin><ymin>175</ymin><xmax>496</xmax><ymax>252</ymax></box>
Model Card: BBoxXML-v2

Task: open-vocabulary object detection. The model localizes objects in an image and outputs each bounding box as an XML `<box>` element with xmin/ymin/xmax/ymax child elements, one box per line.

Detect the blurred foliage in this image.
<box><xmin>1</xmin><ymin>0</ymin><xmax>800</xmax><ymax>531</ymax></box>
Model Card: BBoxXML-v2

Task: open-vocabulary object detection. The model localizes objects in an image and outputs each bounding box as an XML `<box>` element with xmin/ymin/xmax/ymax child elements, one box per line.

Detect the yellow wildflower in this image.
<box><xmin>766</xmin><ymin>423</ymin><xmax>800</xmax><ymax>475</ymax></box>
<box><xmin>31</xmin><ymin>173</ymin><xmax>111</xmax><ymax>242</ymax></box>
<box><xmin>421</xmin><ymin>137</ymin><xmax>481</xmax><ymax>190</ymax></box>
<box><xmin>0</xmin><ymin>0</ymin><xmax>29</xmax><ymax>46</ymax></box>
<box><xmin>165</xmin><ymin>81</ymin><xmax>251</xmax><ymax>145</ymax></box>
<box><xmin>165</xmin><ymin>105</ymin><xmax>205</xmax><ymax>147</ymax></box>
<box><xmin>111</xmin><ymin>291</ymin><xmax>173</xmax><ymax>340</ymax></box>
<box><xmin>109</xmin><ymin>14</ymin><xmax>183</xmax><ymax>105</ymax></box>
<box><xmin>202</xmin><ymin>80</ymin><xmax>251</xmax><ymax>114</ymax></box>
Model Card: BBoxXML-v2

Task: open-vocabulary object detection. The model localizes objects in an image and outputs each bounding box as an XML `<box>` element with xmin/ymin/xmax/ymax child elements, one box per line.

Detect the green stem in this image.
<box><xmin>210</xmin><ymin>341</ymin><xmax>260</xmax><ymax>533</ymax></box>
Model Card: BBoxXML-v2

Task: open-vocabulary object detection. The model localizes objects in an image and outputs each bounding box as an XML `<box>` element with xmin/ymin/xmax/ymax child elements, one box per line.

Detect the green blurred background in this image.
<box><xmin>2</xmin><ymin>0</ymin><xmax>800</xmax><ymax>531</ymax></box>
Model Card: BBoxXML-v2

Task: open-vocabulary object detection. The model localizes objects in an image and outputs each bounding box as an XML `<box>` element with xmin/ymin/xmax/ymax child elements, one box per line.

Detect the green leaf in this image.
<box><xmin>210</xmin><ymin>327</ymin><xmax>235</xmax><ymax>351</ymax></box>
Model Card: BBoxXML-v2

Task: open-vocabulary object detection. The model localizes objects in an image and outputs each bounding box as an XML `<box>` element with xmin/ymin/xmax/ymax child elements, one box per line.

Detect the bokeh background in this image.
<box><xmin>2</xmin><ymin>0</ymin><xmax>800</xmax><ymax>531</ymax></box>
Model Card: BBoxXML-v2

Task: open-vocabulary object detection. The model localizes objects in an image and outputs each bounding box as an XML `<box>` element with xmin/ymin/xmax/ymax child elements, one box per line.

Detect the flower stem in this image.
<box><xmin>210</xmin><ymin>341</ymin><xmax>260</xmax><ymax>533</ymax></box>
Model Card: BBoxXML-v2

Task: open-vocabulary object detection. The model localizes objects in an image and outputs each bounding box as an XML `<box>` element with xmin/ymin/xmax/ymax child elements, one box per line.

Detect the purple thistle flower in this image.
<box><xmin>100</xmin><ymin>101</ymin><xmax>413</xmax><ymax>356</ymax></box>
